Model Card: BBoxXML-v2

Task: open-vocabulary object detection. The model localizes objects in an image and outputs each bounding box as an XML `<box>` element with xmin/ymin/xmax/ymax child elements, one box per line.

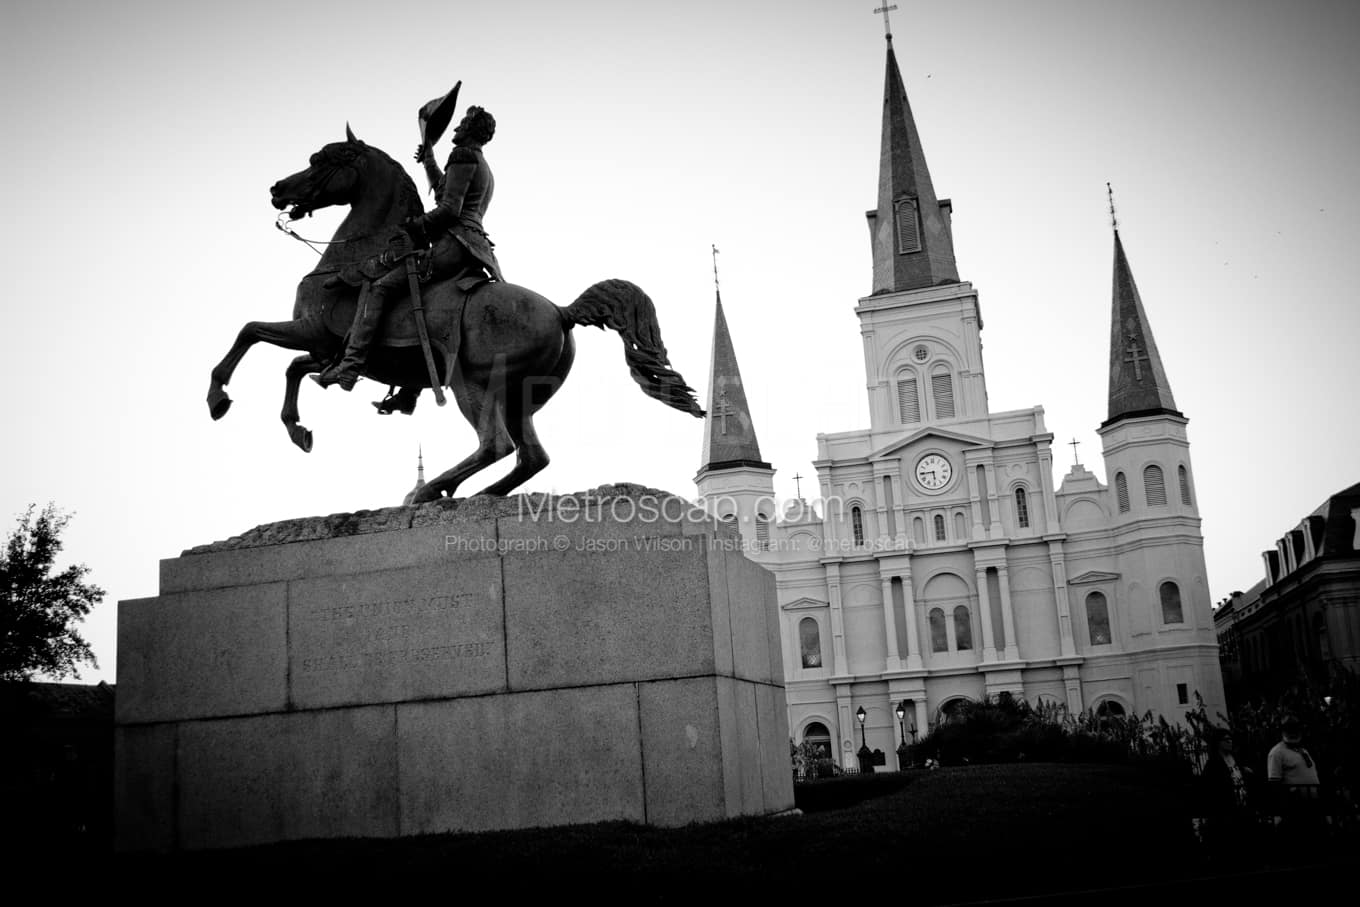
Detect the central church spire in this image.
<box><xmin>868</xmin><ymin>31</ymin><xmax>959</xmax><ymax>294</ymax></box>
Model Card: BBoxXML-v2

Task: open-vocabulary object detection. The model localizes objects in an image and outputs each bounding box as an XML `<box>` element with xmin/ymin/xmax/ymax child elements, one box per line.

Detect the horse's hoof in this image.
<box><xmin>208</xmin><ymin>388</ymin><xmax>232</xmax><ymax>421</ymax></box>
<box><xmin>288</xmin><ymin>425</ymin><xmax>313</xmax><ymax>453</ymax></box>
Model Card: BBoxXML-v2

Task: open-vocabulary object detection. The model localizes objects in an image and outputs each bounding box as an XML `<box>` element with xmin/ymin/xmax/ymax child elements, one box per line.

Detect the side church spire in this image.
<box><xmin>698</xmin><ymin>271</ymin><xmax>768</xmax><ymax>473</ymax></box>
<box><xmin>868</xmin><ymin>29</ymin><xmax>959</xmax><ymax>294</ymax></box>
<box><xmin>1104</xmin><ymin>225</ymin><xmax>1181</xmax><ymax>427</ymax></box>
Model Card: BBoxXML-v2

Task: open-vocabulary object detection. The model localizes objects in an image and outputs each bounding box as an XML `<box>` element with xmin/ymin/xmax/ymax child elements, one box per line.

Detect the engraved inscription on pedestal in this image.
<box><xmin>288</xmin><ymin>559</ymin><xmax>506</xmax><ymax>708</ymax></box>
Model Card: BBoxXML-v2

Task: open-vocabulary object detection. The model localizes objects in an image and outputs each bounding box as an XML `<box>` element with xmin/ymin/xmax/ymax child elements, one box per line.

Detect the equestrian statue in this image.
<box><xmin>206</xmin><ymin>84</ymin><xmax>704</xmax><ymax>503</ymax></box>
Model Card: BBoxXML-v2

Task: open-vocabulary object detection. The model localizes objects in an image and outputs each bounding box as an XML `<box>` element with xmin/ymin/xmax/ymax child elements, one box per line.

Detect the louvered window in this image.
<box><xmin>933</xmin><ymin>514</ymin><xmax>946</xmax><ymax>541</ymax></box>
<box><xmin>932</xmin><ymin>370</ymin><xmax>955</xmax><ymax>419</ymax></box>
<box><xmin>895</xmin><ymin>197</ymin><xmax>921</xmax><ymax>254</ymax></box>
<box><xmin>755</xmin><ymin>517</ymin><xmax>770</xmax><ymax>550</ymax></box>
<box><xmin>1014</xmin><ymin>487</ymin><xmax>1030</xmax><ymax>528</ymax></box>
<box><xmin>1178</xmin><ymin>465</ymin><xmax>1192</xmax><ymax>505</ymax></box>
<box><xmin>1115</xmin><ymin>473</ymin><xmax>1129</xmax><ymax>513</ymax></box>
<box><xmin>1144</xmin><ymin>465</ymin><xmax>1167</xmax><ymax>506</ymax></box>
<box><xmin>851</xmin><ymin>507</ymin><xmax>864</xmax><ymax>546</ymax></box>
<box><xmin>897</xmin><ymin>376</ymin><xmax>920</xmax><ymax>423</ymax></box>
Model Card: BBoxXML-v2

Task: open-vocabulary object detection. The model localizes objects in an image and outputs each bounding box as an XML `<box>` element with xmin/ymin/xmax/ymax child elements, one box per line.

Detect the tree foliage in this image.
<box><xmin>0</xmin><ymin>504</ymin><xmax>103</xmax><ymax>681</ymax></box>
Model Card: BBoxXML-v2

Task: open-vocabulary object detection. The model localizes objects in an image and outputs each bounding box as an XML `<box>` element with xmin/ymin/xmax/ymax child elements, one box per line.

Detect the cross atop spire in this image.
<box><xmin>873</xmin><ymin>4</ymin><xmax>898</xmax><ymax>42</ymax></box>
<box><xmin>1107</xmin><ymin>181</ymin><xmax>1119</xmax><ymax>232</ymax></box>
<box><xmin>711</xmin><ymin>244</ymin><xmax>721</xmax><ymax>293</ymax></box>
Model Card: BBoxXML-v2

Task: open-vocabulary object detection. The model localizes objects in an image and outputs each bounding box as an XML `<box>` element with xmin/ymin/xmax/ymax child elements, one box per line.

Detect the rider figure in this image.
<box><xmin>316</xmin><ymin>105</ymin><xmax>503</xmax><ymax>392</ymax></box>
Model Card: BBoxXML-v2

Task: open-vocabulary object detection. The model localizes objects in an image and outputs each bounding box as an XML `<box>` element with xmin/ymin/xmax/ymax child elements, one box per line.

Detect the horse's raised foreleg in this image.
<box><xmin>208</xmin><ymin>319</ymin><xmax>319</xmax><ymax>421</ymax></box>
<box><xmin>410</xmin><ymin>380</ymin><xmax>514</xmax><ymax>504</ymax></box>
<box><xmin>281</xmin><ymin>354</ymin><xmax>319</xmax><ymax>452</ymax></box>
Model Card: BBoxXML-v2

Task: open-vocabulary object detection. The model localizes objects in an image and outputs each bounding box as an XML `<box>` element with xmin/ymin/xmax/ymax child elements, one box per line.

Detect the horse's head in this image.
<box><xmin>269</xmin><ymin>124</ymin><xmax>375</xmax><ymax>219</ymax></box>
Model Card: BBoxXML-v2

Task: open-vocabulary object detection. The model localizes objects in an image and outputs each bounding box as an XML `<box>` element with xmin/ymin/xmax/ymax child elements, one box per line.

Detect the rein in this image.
<box><xmin>275</xmin><ymin>211</ymin><xmax>352</xmax><ymax>256</ymax></box>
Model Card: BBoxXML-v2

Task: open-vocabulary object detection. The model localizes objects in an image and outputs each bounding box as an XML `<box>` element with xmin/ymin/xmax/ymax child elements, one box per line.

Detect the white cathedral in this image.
<box><xmin>694</xmin><ymin>32</ymin><xmax>1226</xmax><ymax>769</ymax></box>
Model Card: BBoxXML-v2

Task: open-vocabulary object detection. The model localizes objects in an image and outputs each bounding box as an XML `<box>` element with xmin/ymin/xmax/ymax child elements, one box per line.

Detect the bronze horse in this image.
<box><xmin>207</xmin><ymin>129</ymin><xmax>704</xmax><ymax>502</ymax></box>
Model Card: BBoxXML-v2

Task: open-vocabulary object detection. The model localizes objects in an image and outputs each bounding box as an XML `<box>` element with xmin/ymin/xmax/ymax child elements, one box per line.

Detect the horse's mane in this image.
<box><xmin>361</xmin><ymin>144</ymin><xmax>424</xmax><ymax>217</ymax></box>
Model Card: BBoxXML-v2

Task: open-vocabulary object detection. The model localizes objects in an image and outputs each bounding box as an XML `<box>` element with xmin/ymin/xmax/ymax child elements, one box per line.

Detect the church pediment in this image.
<box><xmin>781</xmin><ymin>597</ymin><xmax>830</xmax><ymax>612</ymax></box>
<box><xmin>1069</xmin><ymin>570</ymin><xmax>1121</xmax><ymax>585</ymax></box>
<box><xmin>869</xmin><ymin>427</ymin><xmax>992</xmax><ymax>461</ymax></box>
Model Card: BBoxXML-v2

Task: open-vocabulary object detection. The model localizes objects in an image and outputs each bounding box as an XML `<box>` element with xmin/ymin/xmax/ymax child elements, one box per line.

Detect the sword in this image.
<box><xmin>405</xmin><ymin>253</ymin><xmax>447</xmax><ymax>407</ymax></box>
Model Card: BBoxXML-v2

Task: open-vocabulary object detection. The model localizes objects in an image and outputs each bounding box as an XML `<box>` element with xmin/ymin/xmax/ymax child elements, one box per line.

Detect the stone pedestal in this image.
<box><xmin>115</xmin><ymin>487</ymin><xmax>793</xmax><ymax>851</ymax></box>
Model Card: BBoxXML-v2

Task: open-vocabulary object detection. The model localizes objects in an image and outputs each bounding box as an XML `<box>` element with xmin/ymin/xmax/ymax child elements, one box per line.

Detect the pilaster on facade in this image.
<box><xmin>1037</xmin><ymin>443</ymin><xmax>1060</xmax><ymax>528</ymax></box>
<box><xmin>996</xmin><ymin>564</ymin><xmax>1019</xmax><ymax>661</ymax></box>
<box><xmin>834</xmin><ymin>687</ymin><xmax>853</xmax><ymax>768</ymax></box>
<box><xmin>964</xmin><ymin>449</ymin><xmax>988</xmax><ymax>540</ymax></box>
<box><xmin>1048</xmin><ymin>540</ymin><xmax>1077</xmax><ymax>657</ymax></box>
<box><xmin>985</xmin><ymin>462</ymin><xmax>1005</xmax><ymax>538</ymax></box>
<box><xmin>1062</xmin><ymin>664</ymin><xmax>1085</xmax><ymax>712</ymax></box>
<box><xmin>974</xmin><ymin>566</ymin><xmax>999</xmax><ymax>661</ymax></box>
<box><xmin>825</xmin><ymin>563</ymin><xmax>849</xmax><ymax>675</ymax></box>
<box><xmin>879</xmin><ymin>575</ymin><xmax>903</xmax><ymax>671</ymax></box>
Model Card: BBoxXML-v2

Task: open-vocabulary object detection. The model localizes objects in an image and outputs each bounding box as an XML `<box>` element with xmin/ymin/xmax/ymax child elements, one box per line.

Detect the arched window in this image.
<box><xmin>851</xmin><ymin>507</ymin><xmax>864</xmax><ymax>546</ymax></box>
<box><xmin>953</xmin><ymin>511</ymin><xmax>966</xmax><ymax>539</ymax></box>
<box><xmin>1086</xmin><ymin>591</ymin><xmax>1111</xmax><ymax>645</ymax></box>
<box><xmin>933</xmin><ymin>514</ymin><xmax>946</xmax><ymax>541</ymax></box>
<box><xmin>1144</xmin><ymin>465</ymin><xmax>1167</xmax><ymax>506</ymax></box>
<box><xmin>755</xmin><ymin>515</ymin><xmax>770</xmax><ymax>550</ymax></box>
<box><xmin>802</xmin><ymin>722</ymin><xmax>832</xmax><ymax>761</ymax></box>
<box><xmin>1095</xmin><ymin>699</ymin><xmax>1125</xmax><ymax>718</ymax></box>
<box><xmin>953</xmin><ymin>605</ymin><xmax>973</xmax><ymax>650</ymax></box>
<box><xmin>1115</xmin><ymin>473</ymin><xmax>1130</xmax><ymax>513</ymax></box>
<box><xmin>1014</xmin><ymin>487</ymin><xmax>1030</xmax><ymax>528</ymax></box>
<box><xmin>1159</xmin><ymin>581</ymin><xmax>1183</xmax><ymax>624</ymax></box>
<box><xmin>1178</xmin><ymin>465</ymin><xmax>1192</xmax><ymax>505</ymax></box>
<box><xmin>931</xmin><ymin>366</ymin><xmax>955</xmax><ymax>419</ymax></box>
<box><xmin>928</xmin><ymin>608</ymin><xmax>948</xmax><ymax>652</ymax></box>
<box><xmin>720</xmin><ymin>513</ymin><xmax>737</xmax><ymax>529</ymax></box>
<box><xmin>913</xmin><ymin>516</ymin><xmax>925</xmax><ymax>544</ymax></box>
<box><xmin>897</xmin><ymin>374</ymin><xmax>921</xmax><ymax>423</ymax></box>
<box><xmin>938</xmin><ymin>698</ymin><xmax>969</xmax><ymax>724</ymax></box>
<box><xmin>799</xmin><ymin>617</ymin><xmax>823</xmax><ymax>668</ymax></box>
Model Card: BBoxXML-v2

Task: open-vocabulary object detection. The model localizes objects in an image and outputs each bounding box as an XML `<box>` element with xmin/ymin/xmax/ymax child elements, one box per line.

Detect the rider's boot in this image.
<box><xmin>373</xmin><ymin>386</ymin><xmax>420</xmax><ymax>415</ymax></box>
<box><xmin>315</xmin><ymin>283</ymin><xmax>391</xmax><ymax>391</ymax></box>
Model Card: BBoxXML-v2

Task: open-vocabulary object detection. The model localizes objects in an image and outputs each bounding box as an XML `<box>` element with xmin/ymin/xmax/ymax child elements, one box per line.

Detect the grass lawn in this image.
<box><xmin>92</xmin><ymin>763</ymin><xmax>1350</xmax><ymax>901</ymax></box>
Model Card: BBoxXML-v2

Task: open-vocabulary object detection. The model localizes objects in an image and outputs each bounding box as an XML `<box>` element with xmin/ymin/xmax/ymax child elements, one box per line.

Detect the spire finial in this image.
<box><xmin>1107</xmin><ymin>181</ymin><xmax>1119</xmax><ymax>232</ymax></box>
<box><xmin>417</xmin><ymin>445</ymin><xmax>425</xmax><ymax>483</ymax></box>
<box><xmin>711</xmin><ymin>244</ymin><xmax>721</xmax><ymax>294</ymax></box>
<box><xmin>873</xmin><ymin>4</ymin><xmax>898</xmax><ymax>42</ymax></box>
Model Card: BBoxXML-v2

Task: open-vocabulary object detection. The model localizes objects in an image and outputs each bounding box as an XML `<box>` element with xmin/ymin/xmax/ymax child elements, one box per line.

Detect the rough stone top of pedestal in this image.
<box><xmin>182</xmin><ymin>484</ymin><xmax>694</xmax><ymax>556</ymax></box>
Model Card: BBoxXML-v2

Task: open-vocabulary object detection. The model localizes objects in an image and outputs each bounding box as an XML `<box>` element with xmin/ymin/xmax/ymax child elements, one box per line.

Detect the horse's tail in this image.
<box><xmin>561</xmin><ymin>279</ymin><xmax>705</xmax><ymax>418</ymax></box>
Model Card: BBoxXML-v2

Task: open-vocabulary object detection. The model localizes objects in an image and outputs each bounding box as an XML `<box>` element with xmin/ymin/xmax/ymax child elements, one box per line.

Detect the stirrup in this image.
<box><xmin>373</xmin><ymin>386</ymin><xmax>418</xmax><ymax>415</ymax></box>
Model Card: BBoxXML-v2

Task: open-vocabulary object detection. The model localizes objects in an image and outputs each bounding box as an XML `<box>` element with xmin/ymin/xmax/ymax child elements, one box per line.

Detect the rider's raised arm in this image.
<box><xmin>416</xmin><ymin>145</ymin><xmax>442</xmax><ymax>194</ymax></box>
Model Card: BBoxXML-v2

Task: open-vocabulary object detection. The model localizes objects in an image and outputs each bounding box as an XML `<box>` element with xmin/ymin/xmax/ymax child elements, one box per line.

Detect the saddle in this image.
<box><xmin>317</xmin><ymin>249</ymin><xmax>491</xmax><ymax>391</ymax></box>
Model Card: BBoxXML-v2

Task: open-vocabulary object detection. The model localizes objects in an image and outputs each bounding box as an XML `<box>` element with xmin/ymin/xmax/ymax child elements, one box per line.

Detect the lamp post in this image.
<box><xmin>856</xmin><ymin>706</ymin><xmax>872</xmax><ymax>773</ymax></box>
<box><xmin>895</xmin><ymin>700</ymin><xmax>911</xmax><ymax>771</ymax></box>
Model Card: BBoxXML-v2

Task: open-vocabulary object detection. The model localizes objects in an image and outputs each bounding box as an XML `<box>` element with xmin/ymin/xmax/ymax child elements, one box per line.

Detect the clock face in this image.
<box><xmin>915</xmin><ymin>454</ymin><xmax>953</xmax><ymax>491</ymax></box>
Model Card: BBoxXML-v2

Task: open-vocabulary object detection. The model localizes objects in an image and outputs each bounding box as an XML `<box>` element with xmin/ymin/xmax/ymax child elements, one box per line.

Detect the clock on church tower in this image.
<box><xmin>915</xmin><ymin>453</ymin><xmax>952</xmax><ymax>491</ymax></box>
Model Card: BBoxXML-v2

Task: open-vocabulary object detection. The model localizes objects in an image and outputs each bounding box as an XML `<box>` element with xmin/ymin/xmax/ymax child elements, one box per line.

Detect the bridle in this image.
<box><xmin>272</xmin><ymin>147</ymin><xmax>367</xmax><ymax>256</ymax></box>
